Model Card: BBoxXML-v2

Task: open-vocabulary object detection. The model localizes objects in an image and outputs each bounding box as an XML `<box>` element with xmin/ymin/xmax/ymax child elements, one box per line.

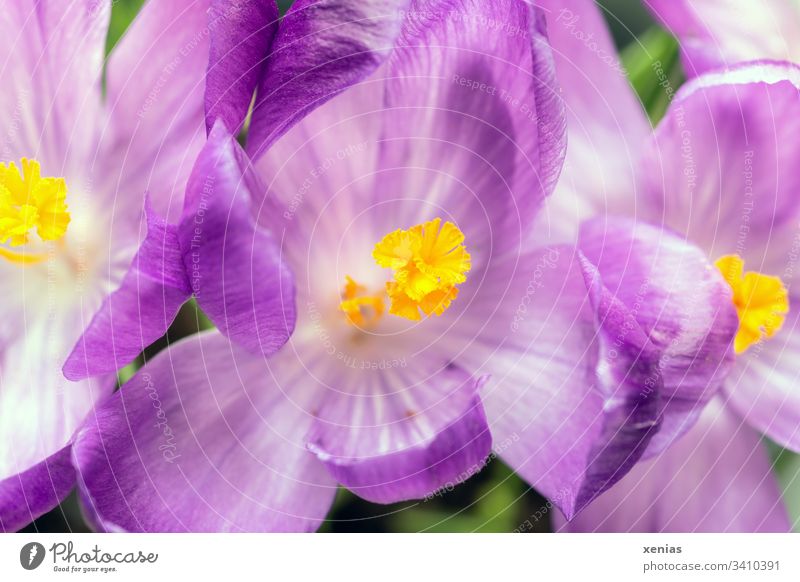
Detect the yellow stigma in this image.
<box><xmin>715</xmin><ymin>254</ymin><xmax>789</xmax><ymax>354</ymax></box>
<box><xmin>373</xmin><ymin>218</ymin><xmax>471</xmax><ymax>321</ymax></box>
<box><xmin>0</xmin><ymin>158</ymin><xmax>70</xmax><ymax>265</ymax></box>
<box><xmin>339</xmin><ymin>276</ymin><xmax>386</xmax><ymax>328</ymax></box>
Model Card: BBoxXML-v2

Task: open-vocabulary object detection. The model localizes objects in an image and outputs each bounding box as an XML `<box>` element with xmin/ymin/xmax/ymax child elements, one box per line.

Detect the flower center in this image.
<box><xmin>339</xmin><ymin>276</ymin><xmax>386</xmax><ymax>328</ymax></box>
<box><xmin>0</xmin><ymin>158</ymin><xmax>71</xmax><ymax>265</ymax></box>
<box><xmin>715</xmin><ymin>254</ymin><xmax>789</xmax><ymax>354</ymax></box>
<box><xmin>338</xmin><ymin>218</ymin><xmax>471</xmax><ymax>327</ymax></box>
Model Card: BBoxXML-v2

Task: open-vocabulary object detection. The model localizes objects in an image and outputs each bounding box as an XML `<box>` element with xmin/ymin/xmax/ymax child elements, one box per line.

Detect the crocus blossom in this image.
<box><xmin>646</xmin><ymin>0</ymin><xmax>800</xmax><ymax>76</ymax></box>
<box><xmin>70</xmin><ymin>0</ymin><xmax>736</xmax><ymax>532</ymax></box>
<box><xmin>0</xmin><ymin>0</ymin><xmax>210</xmax><ymax>532</ymax></box>
<box><xmin>539</xmin><ymin>0</ymin><xmax>800</xmax><ymax>531</ymax></box>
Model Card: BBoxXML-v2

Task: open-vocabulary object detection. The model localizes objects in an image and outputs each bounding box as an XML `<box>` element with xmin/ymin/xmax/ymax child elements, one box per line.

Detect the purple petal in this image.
<box><xmin>205</xmin><ymin>0</ymin><xmax>279</xmax><ymax>134</ymax></box>
<box><xmin>179</xmin><ymin>121</ymin><xmax>296</xmax><ymax>355</ymax></box>
<box><xmin>102</xmin><ymin>0</ymin><xmax>210</xmax><ymax>222</ymax></box>
<box><xmin>63</xmin><ymin>198</ymin><xmax>191</xmax><ymax>381</ymax></box>
<box><xmin>308</xmin><ymin>367</ymin><xmax>492</xmax><ymax>504</ymax></box>
<box><xmin>252</xmin><ymin>0</ymin><xmax>567</xmax><ymax>275</ymax></box>
<box><xmin>378</xmin><ymin>0</ymin><xmax>566</xmax><ymax>258</ymax></box>
<box><xmin>578</xmin><ymin>218</ymin><xmax>738</xmax><ymax>456</ymax></box>
<box><xmin>570</xmin><ymin>255</ymin><xmax>664</xmax><ymax>511</ymax></box>
<box><xmin>450</xmin><ymin>245</ymin><xmax>662</xmax><ymax>519</ymax></box>
<box><xmin>534</xmin><ymin>0</ymin><xmax>650</xmax><ymax>240</ymax></box>
<box><xmin>72</xmin><ymin>331</ymin><xmax>337</xmax><ymax>532</ymax></box>
<box><xmin>0</xmin><ymin>1</ymin><xmax>108</xmax><ymax>165</ymax></box>
<box><xmin>642</xmin><ymin>61</ymin><xmax>800</xmax><ymax>273</ymax></box>
<box><xmin>646</xmin><ymin>0</ymin><xmax>800</xmax><ymax>76</ymax></box>
<box><xmin>529</xmin><ymin>6</ymin><xmax>568</xmax><ymax>199</ymax></box>
<box><xmin>724</xmin><ymin>307</ymin><xmax>800</xmax><ymax>451</ymax></box>
<box><xmin>556</xmin><ymin>398</ymin><xmax>791</xmax><ymax>532</ymax></box>
<box><xmin>246</xmin><ymin>0</ymin><xmax>408</xmax><ymax>159</ymax></box>
<box><xmin>0</xmin><ymin>445</ymin><xmax>74</xmax><ymax>533</ymax></box>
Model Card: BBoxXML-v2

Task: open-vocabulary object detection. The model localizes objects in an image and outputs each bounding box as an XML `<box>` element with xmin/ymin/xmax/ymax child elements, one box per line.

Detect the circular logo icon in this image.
<box><xmin>20</xmin><ymin>542</ymin><xmax>46</xmax><ymax>570</ymax></box>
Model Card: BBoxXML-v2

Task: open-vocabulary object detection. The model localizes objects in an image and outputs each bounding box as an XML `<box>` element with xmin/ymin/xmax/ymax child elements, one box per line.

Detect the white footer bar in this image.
<box><xmin>1</xmin><ymin>534</ymin><xmax>797</xmax><ymax>581</ymax></box>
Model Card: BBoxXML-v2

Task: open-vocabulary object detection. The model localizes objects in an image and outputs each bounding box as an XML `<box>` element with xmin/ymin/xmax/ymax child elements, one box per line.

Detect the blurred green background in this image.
<box><xmin>20</xmin><ymin>0</ymin><xmax>800</xmax><ymax>533</ymax></box>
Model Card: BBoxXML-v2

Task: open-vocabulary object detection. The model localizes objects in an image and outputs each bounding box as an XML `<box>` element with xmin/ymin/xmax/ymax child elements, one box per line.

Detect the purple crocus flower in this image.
<box><xmin>0</xmin><ymin>0</ymin><xmax>212</xmax><ymax>532</ymax></box>
<box><xmin>538</xmin><ymin>0</ymin><xmax>800</xmax><ymax>531</ymax></box>
<box><xmin>646</xmin><ymin>0</ymin><xmax>800</xmax><ymax>76</ymax></box>
<box><xmin>67</xmin><ymin>0</ymin><xmax>737</xmax><ymax>532</ymax></box>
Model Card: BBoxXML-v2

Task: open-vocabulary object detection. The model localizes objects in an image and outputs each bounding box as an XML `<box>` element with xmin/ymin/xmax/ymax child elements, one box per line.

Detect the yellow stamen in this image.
<box><xmin>339</xmin><ymin>276</ymin><xmax>385</xmax><ymax>328</ymax></box>
<box><xmin>715</xmin><ymin>254</ymin><xmax>789</xmax><ymax>354</ymax></box>
<box><xmin>0</xmin><ymin>246</ymin><xmax>49</xmax><ymax>265</ymax></box>
<box><xmin>0</xmin><ymin>158</ymin><xmax>70</xmax><ymax>264</ymax></box>
<box><xmin>373</xmin><ymin>218</ymin><xmax>470</xmax><ymax>321</ymax></box>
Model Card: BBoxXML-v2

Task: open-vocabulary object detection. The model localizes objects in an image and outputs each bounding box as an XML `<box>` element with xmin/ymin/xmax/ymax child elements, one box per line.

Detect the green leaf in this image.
<box><xmin>106</xmin><ymin>0</ymin><xmax>147</xmax><ymax>56</ymax></box>
<box><xmin>772</xmin><ymin>447</ymin><xmax>800</xmax><ymax>532</ymax></box>
<box><xmin>185</xmin><ymin>298</ymin><xmax>215</xmax><ymax>331</ymax></box>
<box><xmin>116</xmin><ymin>358</ymin><xmax>142</xmax><ymax>387</ymax></box>
<box><xmin>620</xmin><ymin>26</ymin><xmax>684</xmax><ymax>124</ymax></box>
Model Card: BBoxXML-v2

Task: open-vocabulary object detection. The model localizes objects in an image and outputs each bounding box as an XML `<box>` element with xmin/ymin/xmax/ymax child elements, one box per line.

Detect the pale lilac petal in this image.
<box><xmin>72</xmin><ymin>331</ymin><xmax>337</xmax><ymax>532</ymax></box>
<box><xmin>556</xmin><ymin>398</ymin><xmax>791</xmax><ymax>532</ymax></box>
<box><xmin>642</xmin><ymin>61</ymin><xmax>800</xmax><ymax>274</ymax></box>
<box><xmin>0</xmin><ymin>1</ymin><xmax>108</xmax><ymax>169</ymax></box>
<box><xmin>0</xmin><ymin>446</ymin><xmax>73</xmax><ymax>532</ymax></box>
<box><xmin>63</xmin><ymin>198</ymin><xmax>191</xmax><ymax>381</ymax></box>
<box><xmin>724</xmin><ymin>307</ymin><xmax>800</xmax><ymax>451</ymax></box>
<box><xmin>578</xmin><ymin>218</ymin><xmax>738</xmax><ymax>456</ymax></box>
<box><xmin>0</xmin><ymin>310</ymin><xmax>113</xmax><ymax>529</ymax></box>
<box><xmin>179</xmin><ymin>121</ymin><xmax>295</xmax><ymax>356</ymax></box>
<box><xmin>252</xmin><ymin>76</ymin><xmax>385</xmax><ymax>265</ymax></box>
<box><xmin>646</xmin><ymin>0</ymin><xmax>800</xmax><ymax>76</ymax></box>
<box><xmin>246</xmin><ymin>0</ymin><xmax>408</xmax><ymax>160</ymax></box>
<box><xmin>308</xmin><ymin>367</ymin><xmax>492</xmax><ymax>504</ymax></box>
<box><xmin>205</xmin><ymin>0</ymin><xmax>279</xmax><ymax>133</ymax></box>
<box><xmin>167</xmin><ymin>267</ymin><xmax>493</xmax><ymax>506</ymax></box>
<box><xmin>378</xmin><ymin>0</ymin><xmax>566</xmax><ymax>258</ymax></box>
<box><xmin>102</xmin><ymin>0</ymin><xmax>210</xmax><ymax>221</ymax></box>
<box><xmin>449</xmin><ymin>245</ymin><xmax>662</xmax><ymax>519</ymax></box>
<box><xmin>534</xmin><ymin>0</ymin><xmax>650</xmax><ymax>241</ymax></box>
